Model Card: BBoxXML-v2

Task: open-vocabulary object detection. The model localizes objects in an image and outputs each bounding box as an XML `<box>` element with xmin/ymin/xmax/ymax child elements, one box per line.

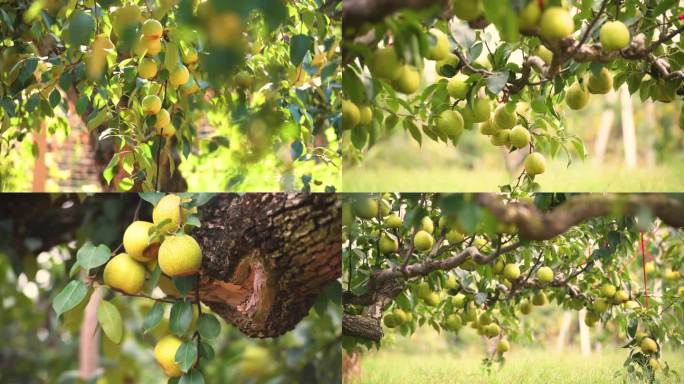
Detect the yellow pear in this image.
<box><xmin>342</xmin><ymin>100</ymin><xmax>361</xmax><ymax>130</ymax></box>
<box><xmin>103</xmin><ymin>253</ymin><xmax>146</xmax><ymax>294</ymax></box>
<box><xmin>153</xmin><ymin>194</ymin><xmax>183</xmax><ymax>233</ymax></box>
<box><xmin>142</xmin><ymin>95</ymin><xmax>162</xmax><ymax>115</ymax></box>
<box><xmin>142</xmin><ymin>19</ymin><xmax>163</xmax><ymax>40</ymax></box>
<box><xmin>425</xmin><ymin>28</ymin><xmax>450</xmax><ymax>61</ymax></box>
<box><xmin>413</xmin><ymin>230</ymin><xmax>434</xmax><ymax>252</ymax></box>
<box><xmin>153</xmin><ymin>335</ymin><xmax>184</xmax><ymax>377</ymax></box>
<box><xmin>392</xmin><ymin>65</ymin><xmax>421</xmax><ymax>94</ymax></box>
<box><xmin>565</xmin><ymin>81</ymin><xmax>590</xmax><ymax>110</ymax></box>
<box><xmin>155</xmin><ymin>109</ymin><xmax>171</xmax><ymax>129</ymax></box>
<box><xmin>123</xmin><ymin>221</ymin><xmax>161</xmax><ymax>262</ymax></box>
<box><xmin>169</xmin><ymin>65</ymin><xmax>190</xmax><ymax>87</ymax></box>
<box><xmin>158</xmin><ymin>234</ymin><xmax>202</xmax><ymax>277</ymax></box>
<box><xmin>137</xmin><ymin>58</ymin><xmax>158</xmax><ymax>79</ymax></box>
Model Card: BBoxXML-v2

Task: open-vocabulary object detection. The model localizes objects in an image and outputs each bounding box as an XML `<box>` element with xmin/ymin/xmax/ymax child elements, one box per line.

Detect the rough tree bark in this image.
<box><xmin>192</xmin><ymin>193</ymin><xmax>342</xmax><ymax>338</ymax></box>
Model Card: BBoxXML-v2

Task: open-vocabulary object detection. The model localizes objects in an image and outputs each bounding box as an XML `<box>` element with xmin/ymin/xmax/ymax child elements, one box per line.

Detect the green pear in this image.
<box><xmin>453</xmin><ymin>0</ymin><xmax>483</xmax><ymax>22</ymax></box>
<box><xmin>447</xmin><ymin>74</ymin><xmax>469</xmax><ymax>100</ymax></box>
<box><xmin>509</xmin><ymin>126</ymin><xmax>531</xmax><ymax>149</ymax></box>
<box><xmin>600</xmin><ymin>21</ymin><xmax>630</xmax><ymax>51</ymax></box>
<box><xmin>493</xmin><ymin>105</ymin><xmax>517</xmax><ymax>130</ymax></box>
<box><xmin>518</xmin><ymin>1</ymin><xmax>541</xmax><ymax>31</ymax></box>
<box><xmin>414</xmin><ymin>230</ymin><xmax>434</xmax><ymax>252</ymax></box>
<box><xmin>524</xmin><ymin>152</ymin><xmax>546</xmax><ymax>176</ymax></box>
<box><xmin>436</xmin><ymin>110</ymin><xmax>465</xmax><ymax>138</ymax></box>
<box><xmin>370</xmin><ymin>47</ymin><xmax>402</xmax><ymax>80</ymax></box>
<box><xmin>425</xmin><ymin>28</ymin><xmax>450</xmax><ymax>61</ymax></box>
<box><xmin>469</xmin><ymin>97</ymin><xmax>491</xmax><ymax>123</ymax></box>
<box><xmin>566</xmin><ymin>81</ymin><xmax>590</xmax><ymax>110</ymax></box>
<box><xmin>392</xmin><ymin>65</ymin><xmax>421</xmax><ymax>94</ymax></box>
<box><xmin>342</xmin><ymin>100</ymin><xmax>361</xmax><ymax>130</ymax></box>
<box><xmin>587</xmin><ymin>68</ymin><xmax>613</xmax><ymax>94</ymax></box>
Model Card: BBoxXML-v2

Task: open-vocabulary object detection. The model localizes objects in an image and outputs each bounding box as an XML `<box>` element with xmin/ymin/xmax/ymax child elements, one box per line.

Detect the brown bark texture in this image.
<box><xmin>194</xmin><ymin>193</ymin><xmax>342</xmax><ymax>338</ymax></box>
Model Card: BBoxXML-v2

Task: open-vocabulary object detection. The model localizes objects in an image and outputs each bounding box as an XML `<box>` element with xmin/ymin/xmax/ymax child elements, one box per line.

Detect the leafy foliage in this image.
<box><xmin>0</xmin><ymin>0</ymin><xmax>341</xmax><ymax>192</ymax></box>
<box><xmin>342</xmin><ymin>0</ymin><xmax>684</xmax><ymax>191</ymax></box>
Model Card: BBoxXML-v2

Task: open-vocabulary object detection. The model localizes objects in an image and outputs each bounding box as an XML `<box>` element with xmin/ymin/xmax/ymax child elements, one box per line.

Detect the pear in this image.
<box><xmin>524</xmin><ymin>152</ymin><xmax>546</xmax><ymax>176</ymax></box>
<box><xmin>425</xmin><ymin>28</ymin><xmax>450</xmax><ymax>61</ymax></box>
<box><xmin>447</xmin><ymin>74</ymin><xmax>469</xmax><ymax>100</ymax></box>
<box><xmin>509</xmin><ymin>126</ymin><xmax>531</xmax><ymax>149</ymax></box>
<box><xmin>540</xmin><ymin>7</ymin><xmax>574</xmax><ymax>41</ymax></box>
<box><xmin>414</xmin><ymin>230</ymin><xmax>435</xmax><ymax>252</ymax></box>
<box><xmin>154</xmin><ymin>335</ymin><xmax>185</xmax><ymax>377</ymax></box>
<box><xmin>123</xmin><ymin>221</ymin><xmax>161</xmax><ymax>262</ymax></box>
<box><xmin>142</xmin><ymin>19</ymin><xmax>163</xmax><ymax>40</ymax></box>
<box><xmin>103</xmin><ymin>253</ymin><xmax>146</xmax><ymax>294</ymax></box>
<box><xmin>142</xmin><ymin>95</ymin><xmax>162</xmax><ymax>115</ymax></box>
<box><xmin>532</xmin><ymin>291</ymin><xmax>548</xmax><ymax>306</ymax></box>
<box><xmin>453</xmin><ymin>0</ymin><xmax>483</xmax><ymax>22</ymax></box>
<box><xmin>153</xmin><ymin>194</ymin><xmax>183</xmax><ymax>233</ymax></box>
<box><xmin>490</xmin><ymin>129</ymin><xmax>511</xmax><ymax>146</ymax></box>
<box><xmin>451</xmin><ymin>293</ymin><xmax>466</xmax><ymax>308</ymax></box>
<box><xmin>137</xmin><ymin>58</ymin><xmax>158</xmax><ymax>79</ymax></box>
<box><xmin>600</xmin><ymin>283</ymin><xmax>616</xmax><ymax>298</ymax></box>
<box><xmin>587</xmin><ymin>68</ymin><xmax>613</xmax><ymax>94</ymax></box>
<box><xmin>370</xmin><ymin>47</ymin><xmax>402</xmax><ymax>81</ymax></box>
<box><xmin>600</xmin><ymin>21</ymin><xmax>630</xmax><ymax>51</ymax></box>
<box><xmin>496</xmin><ymin>339</ymin><xmax>510</xmax><ymax>353</ymax></box>
<box><xmin>158</xmin><ymin>234</ymin><xmax>202</xmax><ymax>277</ymax></box>
<box><xmin>445</xmin><ymin>314</ymin><xmax>462</xmax><ymax>331</ymax></box>
<box><xmin>493</xmin><ymin>105</ymin><xmax>517</xmax><ymax>130</ymax></box>
<box><xmin>358</xmin><ymin>105</ymin><xmax>373</xmax><ymax>126</ymax></box>
<box><xmin>503</xmin><ymin>263</ymin><xmax>520</xmax><ymax>280</ymax></box>
<box><xmin>518</xmin><ymin>1</ymin><xmax>541</xmax><ymax>31</ymax></box>
<box><xmin>352</xmin><ymin>198</ymin><xmax>378</xmax><ymax>219</ymax></box>
<box><xmin>436</xmin><ymin>110</ymin><xmax>465</xmax><ymax>138</ymax></box>
<box><xmin>640</xmin><ymin>337</ymin><xmax>657</xmax><ymax>354</ymax></box>
<box><xmin>479</xmin><ymin>118</ymin><xmax>499</xmax><ymax>135</ymax></box>
<box><xmin>519</xmin><ymin>299</ymin><xmax>533</xmax><ymax>315</ymax></box>
<box><xmin>566</xmin><ymin>81</ymin><xmax>590</xmax><ymax>110</ymax></box>
<box><xmin>392</xmin><ymin>65</ymin><xmax>421</xmax><ymax>94</ymax></box>
<box><xmin>384</xmin><ymin>214</ymin><xmax>403</xmax><ymax>228</ymax></box>
<box><xmin>536</xmin><ymin>266</ymin><xmax>554</xmax><ymax>283</ymax></box>
<box><xmin>342</xmin><ymin>100</ymin><xmax>361</xmax><ymax>130</ymax></box>
<box><xmin>379</xmin><ymin>233</ymin><xmax>399</xmax><ymax>254</ymax></box>
<box><xmin>534</xmin><ymin>45</ymin><xmax>553</xmax><ymax>65</ymax></box>
<box><xmin>469</xmin><ymin>97</ymin><xmax>491</xmax><ymax>123</ymax></box>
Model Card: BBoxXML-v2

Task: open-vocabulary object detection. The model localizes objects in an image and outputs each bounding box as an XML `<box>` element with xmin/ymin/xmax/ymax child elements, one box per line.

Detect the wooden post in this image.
<box><xmin>79</xmin><ymin>289</ymin><xmax>101</xmax><ymax>380</ymax></box>
<box><xmin>620</xmin><ymin>85</ymin><xmax>637</xmax><ymax>168</ymax></box>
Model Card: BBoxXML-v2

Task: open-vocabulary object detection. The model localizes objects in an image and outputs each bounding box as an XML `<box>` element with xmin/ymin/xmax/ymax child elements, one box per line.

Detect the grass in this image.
<box><xmin>351</xmin><ymin>347</ymin><xmax>684</xmax><ymax>384</ymax></box>
<box><xmin>342</xmin><ymin>134</ymin><xmax>684</xmax><ymax>192</ymax></box>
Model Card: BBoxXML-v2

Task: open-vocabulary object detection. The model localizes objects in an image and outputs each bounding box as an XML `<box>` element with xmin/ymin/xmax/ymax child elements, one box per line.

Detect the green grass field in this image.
<box><xmin>343</xmin><ymin>134</ymin><xmax>684</xmax><ymax>192</ymax></box>
<box><xmin>351</xmin><ymin>348</ymin><xmax>684</xmax><ymax>384</ymax></box>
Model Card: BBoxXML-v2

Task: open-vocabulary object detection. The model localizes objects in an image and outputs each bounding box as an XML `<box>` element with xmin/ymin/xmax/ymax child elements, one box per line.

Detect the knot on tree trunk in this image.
<box><xmin>193</xmin><ymin>193</ymin><xmax>341</xmax><ymax>338</ymax></box>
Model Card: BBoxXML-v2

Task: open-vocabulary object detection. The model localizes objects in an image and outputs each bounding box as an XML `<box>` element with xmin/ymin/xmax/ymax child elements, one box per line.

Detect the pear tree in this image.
<box><xmin>343</xmin><ymin>193</ymin><xmax>684</xmax><ymax>381</ymax></box>
<box><xmin>0</xmin><ymin>0</ymin><xmax>341</xmax><ymax>192</ymax></box>
<box><xmin>341</xmin><ymin>0</ymin><xmax>684</xmax><ymax>190</ymax></box>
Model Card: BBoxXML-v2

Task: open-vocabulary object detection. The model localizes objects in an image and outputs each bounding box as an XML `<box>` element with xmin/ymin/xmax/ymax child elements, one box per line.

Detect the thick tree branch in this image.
<box><xmin>343</xmin><ymin>0</ymin><xmax>445</xmax><ymax>27</ymax></box>
<box><xmin>476</xmin><ymin>193</ymin><xmax>684</xmax><ymax>241</ymax></box>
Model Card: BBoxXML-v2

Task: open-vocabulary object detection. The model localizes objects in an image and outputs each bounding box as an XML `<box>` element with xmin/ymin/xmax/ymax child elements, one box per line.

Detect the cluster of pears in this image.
<box><xmin>134</xmin><ymin>18</ymin><xmax>201</xmax><ymax>138</ymax></box>
<box><xmin>341</xmin><ymin>99</ymin><xmax>373</xmax><ymax>131</ymax></box>
<box><xmin>103</xmin><ymin>194</ymin><xmax>203</xmax><ymax>295</ymax></box>
<box><xmin>583</xmin><ymin>281</ymin><xmax>638</xmax><ymax>327</ymax></box>
<box><xmin>102</xmin><ymin>194</ymin><xmax>203</xmax><ymax>378</ymax></box>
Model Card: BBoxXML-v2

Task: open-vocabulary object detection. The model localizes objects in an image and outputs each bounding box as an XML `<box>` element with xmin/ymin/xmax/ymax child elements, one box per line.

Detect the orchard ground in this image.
<box><xmin>343</xmin><ymin>133</ymin><xmax>684</xmax><ymax>192</ymax></box>
<box><xmin>349</xmin><ymin>328</ymin><xmax>684</xmax><ymax>384</ymax></box>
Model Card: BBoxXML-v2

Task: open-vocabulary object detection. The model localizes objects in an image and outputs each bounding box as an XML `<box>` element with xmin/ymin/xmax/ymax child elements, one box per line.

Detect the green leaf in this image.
<box><xmin>49</xmin><ymin>89</ymin><xmax>61</xmax><ymax>108</ymax></box>
<box><xmin>97</xmin><ymin>300</ymin><xmax>123</xmax><ymax>344</ymax></box>
<box><xmin>53</xmin><ymin>280</ymin><xmax>89</xmax><ymax>317</ymax></box>
<box><xmin>175</xmin><ymin>341</ymin><xmax>198</xmax><ymax>374</ymax></box>
<box><xmin>76</xmin><ymin>243</ymin><xmax>111</xmax><ymax>272</ymax></box>
<box><xmin>290</xmin><ymin>34</ymin><xmax>314</xmax><ymax>66</ymax></box>
<box><xmin>199</xmin><ymin>342</ymin><xmax>214</xmax><ymax>361</ymax></box>
<box><xmin>178</xmin><ymin>369</ymin><xmax>204</xmax><ymax>384</ymax></box>
<box><xmin>170</xmin><ymin>300</ymin><xmax>193</xmax><ymax>335</ymax></box>
<box><xmin>139</xmin><ymin>192</ymin><xmax>165</xmax><ymax>206</ymax></box>
<box><xmin>173</xmin><ymin>275</ymin><xmax>197</xmax><ymax>295</ymax></box>
<box><xmin>103</xmin><ymin>153</ymin><xmax>120</xmax><ymax>185</ymax></box>
<box><xmin>143</xmin><ymin>302</ymin><xmax>165</xmax><ymax>333</ymax></box>
<box><xmin>65</xmin><ymin>10</ymin><xmax>95</xmax><ymax>47</ymax></box>
<box><xmin>197</xmin><ymin>313</ymin><xmax>220</xmax><ymax>339</ymax></box>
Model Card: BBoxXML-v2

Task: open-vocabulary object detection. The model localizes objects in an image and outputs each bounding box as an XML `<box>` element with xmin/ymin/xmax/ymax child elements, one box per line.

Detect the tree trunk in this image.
<box><xmin>193</xmin><ymin>193</ymin><xmax>341</xmax><ymax>338</ymax></box>
<box><xmin>79</xmin><ymin>290</ymin><xmax>101</xmax><ymax>380</ymax></box>
<box><xmin>32</xmin><ymin>122</ymin><xmax>47</xmax><ymax>192</ymax></box>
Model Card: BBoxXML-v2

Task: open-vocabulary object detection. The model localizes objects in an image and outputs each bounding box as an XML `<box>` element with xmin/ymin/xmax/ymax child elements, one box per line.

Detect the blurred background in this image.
<box><xmin>344</xmin><ymin>91</ymin><xmax>684</xmax><ymax>192</ymax></box>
